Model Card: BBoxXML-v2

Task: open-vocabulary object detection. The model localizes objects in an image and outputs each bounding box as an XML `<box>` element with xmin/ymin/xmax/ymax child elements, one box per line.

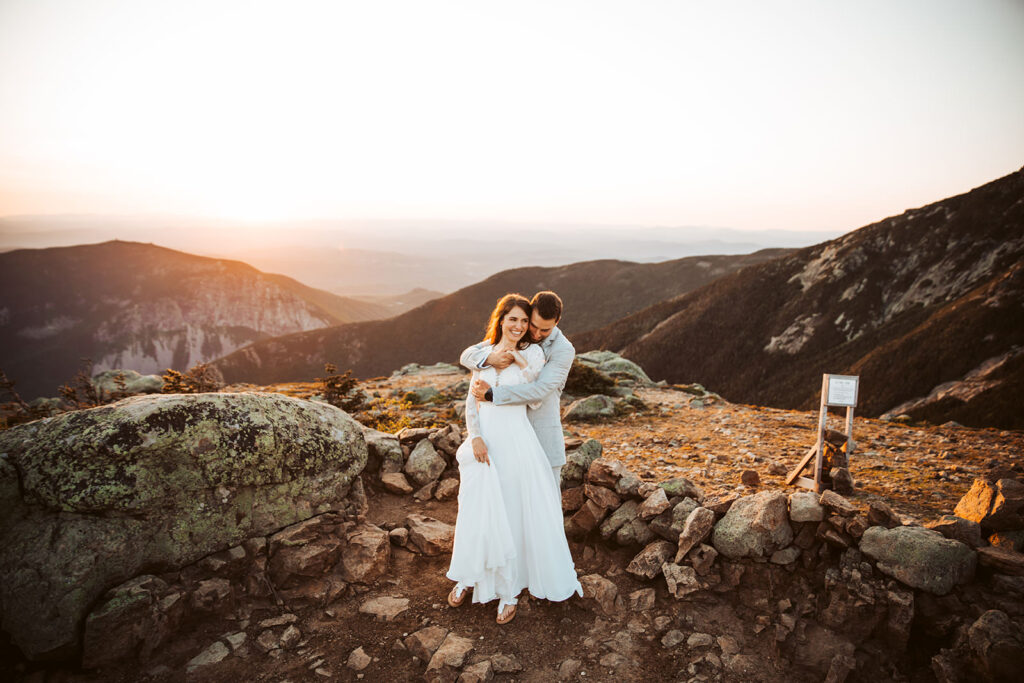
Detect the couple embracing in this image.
<box><xmin>445</xmin><ymin>291</ymin><xmax>583</xmax><ymax>625</ymax></box>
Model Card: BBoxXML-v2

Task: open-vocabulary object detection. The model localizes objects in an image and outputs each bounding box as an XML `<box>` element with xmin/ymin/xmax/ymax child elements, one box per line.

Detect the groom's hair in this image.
<box><xmin>531</xmin><ymin>291</ymin><xmax>562</xmax><ymax>322</ymax></box>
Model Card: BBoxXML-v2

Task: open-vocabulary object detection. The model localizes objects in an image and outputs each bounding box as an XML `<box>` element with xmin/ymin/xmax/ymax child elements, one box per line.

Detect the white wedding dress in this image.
<box><xmin>446</xmin><ymin>343</ymin><xmax>583</xmax><ymax>604</ymax></box>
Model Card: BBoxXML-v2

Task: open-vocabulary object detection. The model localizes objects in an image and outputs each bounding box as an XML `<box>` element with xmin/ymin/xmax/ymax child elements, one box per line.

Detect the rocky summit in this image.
<box><xmin>1</xmin><ymin>359</ymin><xmax>1021</xmax><ymax>683</ymax></box>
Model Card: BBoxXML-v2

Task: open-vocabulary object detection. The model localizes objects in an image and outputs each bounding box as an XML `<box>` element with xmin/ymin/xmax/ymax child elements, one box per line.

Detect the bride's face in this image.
<box><xmin>501</xmin><ymin>306</ymin><xmax>529</xmax><ymax>343</ymax></box>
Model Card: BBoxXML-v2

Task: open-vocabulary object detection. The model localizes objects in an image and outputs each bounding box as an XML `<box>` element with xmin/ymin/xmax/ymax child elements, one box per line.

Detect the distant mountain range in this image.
<box><xmin>0</xmin><ymin>215</ymin><xmax>841</xmax><ymax>295</ymax></box>
<box><xmin>210</xmin><ymin>249</ymin><xmax>791</xmax><ymax>384</ymax></box>
<box><xmin>0</xmin><ymin>241</ymin><xmax>394</xmax><ymax>398</ymax></box>
<box><xmin>575</xmin><ymin>167</ymin><xmax>1024</xmax><ymax>429</ymax></box>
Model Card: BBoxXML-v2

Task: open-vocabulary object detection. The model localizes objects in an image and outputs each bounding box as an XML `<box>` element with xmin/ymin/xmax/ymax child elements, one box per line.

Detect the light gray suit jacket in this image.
<box><xmin>459</xmin><ymin>327</ymin><xmax>575</xmax><ymax>467</ymax></box>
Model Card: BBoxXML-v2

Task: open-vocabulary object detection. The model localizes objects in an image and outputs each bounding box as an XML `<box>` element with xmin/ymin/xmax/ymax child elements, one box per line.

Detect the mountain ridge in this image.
<box><xmin>574</xmin><ymin>167</ymin><xmax>1024</xmax><ymax>428</ymax></box>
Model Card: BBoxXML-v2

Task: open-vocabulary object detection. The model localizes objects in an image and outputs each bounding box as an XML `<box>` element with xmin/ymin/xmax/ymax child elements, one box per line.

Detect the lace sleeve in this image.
<box><xmin>522</xmin><ymin>344</ymin><xmax>545</xmax><ymax>383</ymax></box>
<box><xmin>523</xmin><ymin>345</ymin><xmax>546</xmax><ymax>409</ymax></box>
<box><xmin>464</xmin><ymin>371</ymin><xmax>482</xmax><ymax>440</ymax></box>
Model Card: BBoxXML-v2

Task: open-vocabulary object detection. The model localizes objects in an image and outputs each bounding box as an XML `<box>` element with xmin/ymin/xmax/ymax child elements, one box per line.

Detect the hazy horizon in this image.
<box><xmin>2</xmin><ymin>0</ymin><xmax>1022</xmax><ymax>235</ymax></box>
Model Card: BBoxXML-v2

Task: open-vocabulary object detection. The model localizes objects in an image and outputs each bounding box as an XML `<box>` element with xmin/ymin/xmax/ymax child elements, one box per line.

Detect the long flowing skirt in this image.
<box><xmin>446</xmin><ymin>402</ymin><xmax>583</xmax><ymax>603</ymax></box>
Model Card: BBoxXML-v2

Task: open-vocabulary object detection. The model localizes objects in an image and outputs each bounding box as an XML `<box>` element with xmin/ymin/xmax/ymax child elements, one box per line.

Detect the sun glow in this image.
<box><xmin>1</xmin><ymin>0</ymin><xmax>1023</xmax><ymax>231</ymax></box>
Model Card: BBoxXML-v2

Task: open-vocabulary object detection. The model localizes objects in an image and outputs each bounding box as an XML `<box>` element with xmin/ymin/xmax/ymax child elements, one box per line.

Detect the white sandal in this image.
<box><xmin>496</xmin><ymin>598</ymin><xmax>517</xmax><ymax>624</ymax></box>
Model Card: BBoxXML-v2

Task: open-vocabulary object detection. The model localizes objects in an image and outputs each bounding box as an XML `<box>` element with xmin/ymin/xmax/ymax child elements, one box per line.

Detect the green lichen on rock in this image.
<box><xmin>0</xmin><ymin>391</ymin><xmax>368</xmax><ymax>661</ymax></box>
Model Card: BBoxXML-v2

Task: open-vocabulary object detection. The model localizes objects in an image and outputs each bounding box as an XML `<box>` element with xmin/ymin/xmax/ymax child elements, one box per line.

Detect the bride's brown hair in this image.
<box><xmin>484</xmin><ymin>294</ymin><xmax>532</xmax><ymax>350</ymax></box>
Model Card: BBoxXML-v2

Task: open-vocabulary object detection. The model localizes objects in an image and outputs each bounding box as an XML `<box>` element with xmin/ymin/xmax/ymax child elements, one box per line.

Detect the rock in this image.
<box><xmin>615</xmin><ymin>471</ymin><xmax>643</xmax><ymax>497</ymax></box>
<box><xmin>562</xmin><ymin>486</ymin><xmax>586</xmax><ymax>513</ymax></box>
<box><xmin>404</xmin><ymin>386</ymin><xmax>441</xmax><ymax>404</ymax></box>
<box><xmin>584</xmin><ymin>484</ymin><xmax>622</xmax><ymax>510</ymax></box>
<box><xmin>191</xmin><ymin>577</ymin><xmax>233</xmax><ymax>613</ymax></box>
<box><xmin>976</xmin><ymin>546</ymin><xmax>1024</xmax><ymax>575</ymax></box>
<box><xmin>459</xmin><ymin>660</ymin><xmax>494</xmax><ymax>682</ymax></box>
<box><xmin>740</xmin><ymin>470</ymin><xmax>760</xmax><ymax>487</ymax></box>
<box><xmin>347</xmin><ymin>646</ymin><xmax>371</xmax><ymax>671</ymax></box>
<box><xmin>381</xmin><ymin>472</ymin><xmax>414</xmax><ymax>495</ymax></box>
<box><xmin>393</xmin><ymin>362</ymin><xmax>461</xmax><ymax>377</ymax></box>
<box><xmin>659</xmin><ymin>477</ymin><xmax>704</xmax><ymax>502</ymax></box>
<box><xmin>279</xmin><ymin>625</ymin><xmax>301</xmax><ymax>649</ymax></box>
<box><xmin>435</xmin><ymin>478</ymin><xmax>460</xmax><ymax>501</ymax></box>
<box><xmin>627</xmin><ymin>588</ymin><xmax>656</xmax><ymax>611</ymax></box>
<box><xmin>92</xmin><ymin>369</ymin><xmax>164</xmax><ymax>396</ymax></box>
<box><xmin>600</xmin><ymin>500</ymin><xmax>640</xmax><ymax>539</ymax></box>
<box><xmin>359</xmin><ymin>596</ymin><xmax>410</xmax><ymax>621</ymax></box>
<box><xmin>389</xmin><ymin>527</ymin><xmax>409</xmax><ymax>546</ymax></box>
<box><xmin>886</xmin><ymin>587</ymin><xmax>915</xmax><ymax>650</ymax></box>
<box><xmin>561</xmin><ymin>439</ymin><xmax>603</xmax><ymax>488</ymax></box>
<box><xmin>688</xmin><ymin>543</ymin><xmax>718</xmax><ymax>575</ymax></box>
<box><xmin>406</xmin><ymin>514</ymin><xmax>455</xmax><ymax>555</ymax></box>
<box><xmin>576</xmin><ymin>350</ymin><xmax>654</xmax><ymax>385</ymax></box>
<box><xmin>638</xmin><ymin>487</ymin><xmax>670</xmax><ymax>520</ymax></box>
<box><xmin>363</xmin><ymin>427</ymin><xmax>405</xmax><ymax>475</ymax></box>
<box><xmin>426</xmin><ymin>633</ymin><xmax>475</xmax><ymax>672</ymax></box>
<box><xmin>563</xmin><ymin>394</ymin><xmax>617</xmax><ymax>421</ymax></box>
<box><xmin>489</xmin><ymin>653</ymin><xmax>522</xmax><ymax>673</ymax></box>
<box><xmin>989</xmin><ymin>530</ymin><xmax>1024</xmax><ymax>552</ymax></box>
<box><xmin>258</xmin><ymin>613</ymin><xmax>298</xmax><ymax>628</ymax></box>
<box><xmin>661</xmin><ymin>630</ymin><xmax>685</xmax><ymax>648</ymax></box>
<box><xmin>662</xmin><ymin>563</ymin><xmax>699</xmax><ymax>598</ymax></box>
<box><xmin>255</xmin><ymin>630</ymin><xmax>279</xmax><ymax>652</ymax></box>
<box><xmin>340</xmin><ymin>523</ymin><xmax>390</xmax><ymax>583</ymax></box>
<box><xmin>925</xmin><ymin>515</ymin><xmax>983</xmax><ymax>548</ymax></box>
<box><xmin>711</xmin><ymin>491</ymin><xmax>793</xmax><ymax>559</ymax></box>
<box><xmin>0</xmin><ymin>392</ymin><xmax>368</xmax><ymax>661</ymax></box>
<box><xmin>954</xmin><ymin>478</ymin><xmax>1024</xmax><ymax>531</ymax></box>
<box><xmin>81</xmin><ymin>575</ymin><xmax>174</xmax><ymax>668</ymax></box>
<box><xmin>789</xmin><ymin>491</ymin><xmax>825</xmax><ymax>523</ymax></box>
<box><xmin>558</xmin><ymin>658</ymin><xmax>582</xmax><ymax>680</ymax></box>
<box><xmin>687</xmin><ymin>632</ymin><xmax>714</xmax><ymax>648</ymax></box>
<box><xmin>820</xmin><ymin>490</ymin><xmax>858</xmax><ymax>517</ymax></box>
<box><xmin>404</xmin><ymin>440</ymin><xmax>446</xmax><ymax>488</ymax></box>
<box><xmin>405</xmin><ymin>625</ymin><xmax>449</xmax><ymax>661</ymax></box>
<box><xmin>830</xmin><ymin>467</ymin><xmax>854</xmax><ymax>494</ymax></box>
<box><xmin>616</xmin><ymin>518</ymin><xmax>656</xmax><ymax>547</ymax></box>
<box><xmin>570</xmin><ymin>499</ymin><xmax>609</xmax><ymax>533</ymax></box>
<box><xmin>860</xmin><ymin>525</ymin><xmax>976</xmax><ymax>594</ymax></box>
<box><xmin>186</xmin><ymin>640</ymin><xmax>229</xmax><ymax>673</ymax></box>
<box><xmin>967</xmin><ymin>610</ymin><xmax>1024</xmax><ymax>682</ymax></box>
<box><xmin>824</xmin><ymin>653</ymin><xmax>856</xmax><ymax>683</ymax></box>
<box><xmin>675</xmin><ymin>507</ymin><xmax>716</xmax><ymax>562</ymax></box>
<box><xmin>587</xmin><ymin>458</ymin><xmax>628</xmax><ymax>488</ymax></box>
<box><xmin>626</xmin><ymin>538</ymin><xmax>674</xmax><ymax>578</ymax></box>
<box><xmin>704</xmin><ymin>493</ymin><xmax>739</xmax><ymax>515</ymax></box>
<box><xmin>867</xmin><ymin>500</ymin><xmax>903</xmax><ymax>528</ymax></box>
<box><xmin>770</xmin><ymin>546</ymin><xmax>801</xmax><ymax>565</ymax></box>
<box><xmin>268</xmin><ymin>517</ymin><xmax>345</xmax><ymax>587</ymax></box>
<box><xmin>580</xmin><ymin>574</ymin><xmax>618</xmax><ymax>614</ymax></box>
<box><xmin>397</xmin><ymin>426</ymin><xmax>436</xmax><ymax>444</ymax></box>
<box><xmin>413</xmin><ymin>481</ymin><xmax>438</xmax><ymax>502</ymax></box>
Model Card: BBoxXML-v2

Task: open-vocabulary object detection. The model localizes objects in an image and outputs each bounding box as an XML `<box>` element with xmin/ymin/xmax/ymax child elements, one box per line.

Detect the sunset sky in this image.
<box><xmin>1</xmin><ymin>0</ymin><xmax>1022</xmax><ymax>233</ymax></box>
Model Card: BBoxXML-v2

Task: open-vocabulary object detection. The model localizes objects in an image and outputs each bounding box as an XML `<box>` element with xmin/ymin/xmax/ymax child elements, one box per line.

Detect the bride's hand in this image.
<box><xmin>509</xmin><ymin>348</ymin><xmax>528</xmax><ymax>369</ymax></box>
<box><xmin>472</xmin><ymin>437</ymin><xmax>489</xmax><ymax>465</ymax></box>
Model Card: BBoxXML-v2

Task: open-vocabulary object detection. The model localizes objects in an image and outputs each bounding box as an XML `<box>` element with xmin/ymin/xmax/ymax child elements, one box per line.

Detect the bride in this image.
<box><xmin>445</xmin><ymin>294</ymin><xmax>583</xmax><ymax>624</ymax></box>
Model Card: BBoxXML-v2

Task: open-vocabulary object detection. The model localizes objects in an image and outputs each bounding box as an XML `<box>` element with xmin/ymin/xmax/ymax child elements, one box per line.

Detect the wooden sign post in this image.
<box><xmin>787</xmin><ymin>373</ymin><xmax>859</xmax><ymax>493</ymax></box>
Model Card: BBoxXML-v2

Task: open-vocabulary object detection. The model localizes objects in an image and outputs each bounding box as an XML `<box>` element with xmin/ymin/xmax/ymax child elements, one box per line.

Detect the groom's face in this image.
<box><xmin>528</xmin><ymin>312</ymin><xmax>558</xmax><ymax>343</ymax></box>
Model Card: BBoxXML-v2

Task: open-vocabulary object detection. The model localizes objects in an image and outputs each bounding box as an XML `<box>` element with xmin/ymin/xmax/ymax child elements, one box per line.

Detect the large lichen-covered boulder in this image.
<box><xmin>711</xmin><ymin>491</ymin><xmax>793</xmax><ymax>559</ymax></box>
<box><xmin>563</xmin><ymin>394</ymin><xmax>617</xmax><ymax>422</ymax></box>
<box><xmin>0</xmin><ymin>392</ymin><xmax>367</xmax><ymax>661</ymax></box>
<box><xmin>859</xmin><ymin>525</ymin><xmax>976</xmax><ymax>595</ymax></box>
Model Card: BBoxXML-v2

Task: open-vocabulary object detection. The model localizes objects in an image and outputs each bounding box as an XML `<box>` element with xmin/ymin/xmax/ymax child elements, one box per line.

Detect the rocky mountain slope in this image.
<box><xmin>574</xmin><ymin>167</ymin><xmax>1024</xmax><ymax>429</ymax></box>
<box><xmin>211</xmin><ymin>249</ymin><xmax>790</xmax><ymax>384</ymax></box>
<box><xmin>0</xmin><ymin>241</ymin><xmax>389</xmax><ymax>399</ymax></box>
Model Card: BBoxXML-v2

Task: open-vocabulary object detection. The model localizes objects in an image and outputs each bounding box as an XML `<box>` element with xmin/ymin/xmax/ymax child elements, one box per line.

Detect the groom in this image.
<box><xmin>460</xmin><ymin>290</ymin><xmax>574</xmax><ymax>486</ymax></box>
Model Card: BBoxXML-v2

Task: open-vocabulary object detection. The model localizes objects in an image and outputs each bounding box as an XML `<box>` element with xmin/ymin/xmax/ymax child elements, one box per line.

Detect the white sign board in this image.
<box><xmin>825</xmin><ymin>374</ymin><xmax>859</xmax><ymax>407</ymax></box>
